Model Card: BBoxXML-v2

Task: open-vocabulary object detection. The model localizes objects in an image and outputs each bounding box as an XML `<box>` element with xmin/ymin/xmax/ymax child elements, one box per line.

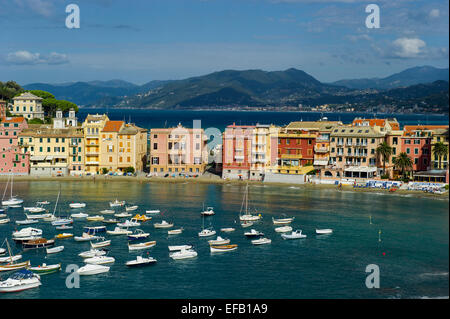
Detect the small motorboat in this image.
<box><xmin>133</xmin><ymin>214</ymin><xmax>151</xmax><ymax>222</ymax></box>
<box><xmin>55</xmin><ymin>233</ymin><xmax>73</xmax><ymax>239</ymax></box>
<box><xmin>90</xmin><ymin>237</ymin><xmax>111</xmax><ymax>249</ymax></box>
<box><xmin>51</xmin><ymin>218</ymin><xmax>73</xmax><ymax>226</ymax></box>
<box><xmin>24</xmin><ymin>207</ymin><xmax>46</xmax><ymax>213</ymax></box>
<box><xmin>251</xmin><ymin>237</ymin><xmax>272</xmax><ymax>245</ymax></box>
<box><xmin>220</xmin><ymin>228</ymin><xmax>235</xmax><ymax>233</ymax></box>
<box><xmin>128</xmin><ymin>241</ymin><xmax>156</xmax><ymax>251</ymax></box>
<box><xmin>274</xmin><ymin>226</ymin><xmax>293</xmax><ymax>233</ymax></box>
<box><xmin>0</xmin><ymin>218</ymin><xmax>10</xmax><ymax>224</ymax></box>
<box><xmin>0</xmin><ymin>269</ymin><xmax>41</xmax><ymax>292</ymax></box>
<box><xmin>78</xmin><ymin>249</ymin><xmax>107</xmax><ymax>258</ymax></box>
<box><xmin>0</xmin><ymin>255</ymin><xmax>22</xmax><ymax>263</ymax></box>
<box><xmin>22</xmin><ymin>238</ymin><xmax>55</xmax><ymax>250</ymax></box>
<box><xmin>154</xmin><ymin>220</ymin><xmax>174</xmax><ymax>229</ymax></box>
<box><xmin>240</xmin><ymin>221</ymin><xmax>254</xmax><ymax>228</ymax></box>
<box><xmin>12</xmin><ymin>227</ymin><xmax>43</xmax><ymax>240</ymax></box>
<box><xmin>84</xmin><ymin>255</ymin><xmax>115</xmax><ymax>265</ymax></box>
<box><xmin>55</xmin><ymin>225</ymin><xmax>73</xmax><ymax>230</ymax></box>
<box><xmin>69</xmin><ymin>203</ymin><xmax>86</xmax><ymax>209</ymax></box>
<box><xmin>16</xmin><ymin>219</ymin><xmax>39</xmax><ymax>225</ymax></box>
<box><xmin>0</xmin><ymin>260</ymin><xmax>30</xmax><ymax>272</ymax></box>
<box><xmin>99</xmin><ymin>209</ymin><xmax>115</xmax><ymax>215</ymax></box>
<box><xmin>239</xmin><ymin>214</ymin><xmax>262</xmax><ymax>222</ymax></box>
<box><xmin>145</xmin><ymin>210</ymin><xmax>160</xmax><ymax>214</ymax></box>
<box><xmin>103</xmin><ymin>218</ymin><xmax>119</xmax><ymax>224</ymax></box>
<box><xmin>170</xmin><ymin>248</ymin><xmax>198</xmax><ymax>260</ymax></box>
<box><xmin>29</xmin><ymin>263</ymin><xmax>61</xmax><ymax>275</ymax></box>
<box><xmin>109</xmin><ymin>199</ymin><xmax>125</xmax><ymax>208</ymax></box>
<box><xmin>71</xmin><ymin>212</ymin><xmax>88</xmax><ymax>218</ymax></box>
<box><xmin>168</xmin><ymin>245</ymin><xmax>192</xmax><ymax>252</ymax></box>
<box><xmin>74</xmin><ymin>233</ymin><xmax>100</xmax><ymax>242</ymax></box>
<box><xmin>76</xmin><ymin>264</ymin><xmax>110</xmax><ymax>276</ymax></box>
<box><xmin>244</xmin><ymin>229</ymin><xmax>264</xmax><ymax>238</ymax></box>
<box><xmin>208</xmin><ymin>236</ymin><xmax>230</xmax><ymax>246</ymax></box>
<box><xmin>201</xmin><ymin>206</ymin><xmax>215</xmax><ymax>216</ymax></box>
<box><xmin>86</xmin><ymin>215</ymin><xmax>104</xmax><ymax>222</ymax></box>
<box><xmin>125</xmin><ymin>205</ymin><xmax>138</xmax><ymax>212</ymax></box>
<box><xmin>117</xmin><ymin>219</ymin><xmax>140</xmax><ymax>228</ymax></box>
<box><xmin>316</xmin><ymin>229</ymin><xmax>333</xmax><ymax>235</ymax></box>
<box><xmin>46</xmin><ymin>246</ymin><xmax>64</xmax><ymax>254</ymax></box>
<box><xmin>107</xmin><ymin>227</ymin><xmax>132</xmax><ymax>235</ymax></box>
<box><xmin>127</xmin><ymin>229</ymin><xmax>150</xmax><ymax>241</ymax></box>
<box><xmin>272</xmin><ymin>217</ymin><xmax>295</xmax><ymax>225</ymax></box>
<box><xmin>168</xmin><ymin>228</ymin><xmax>183</xmax><ymax>235</ymax></box>
<box><xmin>83</xmin><ymin>226</ymin><xmax>106</xmax><ymax>234</ymax></box>
<box><xmin>198</xmin><ymin>228</ymin><xmax>216</xmax><ymax>237</ymax></box>
<box><xmin>114</xmin><ymin>212</ymin><xmax>132</xmax><ymax>218</ymax></box>
<box><xmin>36</xmin><ymin>201</ymin><xmax>50</xmax><ymax>205</ymax></box>
<box><xmin>25</xmin><ymin>213</ymin><xmax>51</xmax><ymax>220</ymax></box>
<box><xmin>0</xmin><ymin>214</ymin><xmax>6</xmax><ymax>218</ymax></box>
<box><xmin>210</xmin><ymin>244</ymin><xmax>238</xmax><ymax>253</ymax></box>
<box><xmin>126</xmin><ymin>255</ymin><xmax>157</xmax><ymax>267</ymax></box>
<box><xmin>281</xmin><ymin>230</ymin><xmax>307</xmax><ymax>240</ymax></box>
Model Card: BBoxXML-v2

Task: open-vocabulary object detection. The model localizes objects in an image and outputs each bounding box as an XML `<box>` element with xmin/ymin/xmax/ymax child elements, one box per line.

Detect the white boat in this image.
<box><xmin>170</xmin><ymin>248</ymin><xmax>198</xmax><ymax>260</ymax></box>
<box><xmin>76</xmin><ymin>264</ymin><xmax>110</xmax><ymax>276</ymax></box>
<box><xmin>110</xmin><ymin>199</ymin><xmax>125</xmax><ymax>207</ymax></box>
<box><xmin>46</xmin><ymin>246</ymin><xmax>64</xmax><ymax>254</ymax></box>
<box><xmin>125</xmin><ymin>205</ymin><xmax>138</xmax><ymax>212</ymax></box>
<box><xmin>71</xmin><ymin>212</ymin><xmax>89</xmax><ymax>218</ymax></box>
<box><xmin>281</xmin><ymin>230</ymin><xmax>307</xmax><ymax>240</ymax></box>
<box><xmin>28</xmin><ymin>263</ymin><xmax>61</xmax><ymax>275</ymax></box>
<box><xmin>24</xmin><ymin>207</ymin><xmax>46</xmax><ymax>213</ymax></box>
<box><xmin>118</xmin><ymin>219</ymin><xmax>140</xmax><ymax>228</ymax></box>
<box><xmin>1</xmin><ymin>175</ymin><xmax>24</xmax><ymax>206</ymax></box>
<box><xmin>42</xmin><ymin>214</ymin><xmax>57</xmax><ymax>222</ymax></box>
<box><xmin>78</xmin><ymin>249</ymin><xmax>107</xmax><ymax>258</ymax></box>
<box><xmin>0</xmin><ymin>248</ymin><xmax>5</xmax><ymax>256</ymax></box>
<box><xmin>84</xmin><ymin>256</ymin><xmax>115</xmax><ymax>265</ymax></box>
<box><xmin>208</xmin><ymin>236</ymin><xmax>230</xmax><ymax>245</ymax></box>
<box><xmin>145</xmin><ymin>210</ymin><xmax>160</xmax><ymax>214</ymax></box>
<box><xmin>244</xmin><ymin>229</ymin><xmax>264</xmax><ymax>237</ymax></box>
<box><xmin>128</xmin><ymin>241</ymin><xmax>156</xmax><ymax>251</ymax></box>
<box><xmin>272</xmin><ymin>217</ymin><xmax>295</xmax><ymax>225</ymax></box>
<box><xmin>251</xmin><ymin>237</ymin><xmax>272</xmax><ymax>245</ymax></box>
<box><xmin>107</xmin><ymin>227</ymin><xmax>132</xmax><ymax>235</ymax></box>
<box><xmin>74</xmin><ymin>233</ymin><xmax>100</xmax><ymax>242</ymax></box>
<box><xmin>127</xmin><ymin>229</ymin><xmax>150</xmax><ymax>241</ymax></box>
<box><xmin>36</xmin><ymin>201</ymin><xmax>50</xmax><ymax>205</ymax></box>
<box><xmin>0</xmin><ymin>254</ymin><xmax>22</xmax><ymax>263</ymax></box>
<box><xmin>16</xmin><ymin>219</ymin><xmax>39</xmax><ymax>225</ymax></box>
<box><xmin>240</xmin><ymin>221</ymin><xmax>254</xmax><ymax>228</ymax></box>
<box><xmin>12</xmin><ymin>227</ymin><xmax>43</xmax><ymax>240</ymax></box>
<box><xmin>99</xmin><ymin>209</ymin><xmax>115</xmax><ymax>215</ymax></box>
<box><xmin>126</xmin><ymin>255</ymin><xmax>157</xmax><ymax>267</ymax></box>
<box><xmin>154</xmin><ymin>220</ymin><xmax>174</xmax><ymax>228</ymax></box>
<box><xmin>55</xmin><ymin>225</ymin><xmax>73</xmax><ymax>230</ymax></box>
<box><xmin>239</xmin><ymin>184</ymin><xmax>262</xmax><ymax>222</ymax></box>
<box><xmin>168</xmin><ymin>245</ymin><xmax>192</xmax><ymax>252</ymax></box>
<box><xmin>114</xmin><ymin>212</ymin><xmax>132</xmax><ymax>218</ymax></box>
<box><xmin>316</xmin><ymin>229</ymin><xmax>333</xmax><ymax>235</ymax></box>
<box><xmin>201</xmin><ymin>205</ymin><xmax>215</xmax><ymax>216</ymax></box>
<box><xmin>274</xmin><ymin>226</ymin><xmax>293</xmax><ymax>233</ymax></box>
<box><xmin>168</xmin><ymin>228</ymin><xmax>183</xmax><ymax>235</ymax></box>
<box><xmin>0</xmin><ymin>214</ymin><xmax>6</xmax><ymax>218</ymax></box>
<box><xmin>26</xmin><ymin>213</ymin><xmax>52</xmax><ymax>220</ymax></box>
<box><xmin>210</xmin><ymin>244</ymin><xmax>238</xmax><ymax>253</ymax></box>
<box><xmin>0</xmin><ymin>218</ymin><xmax>10</xmax><ymax>224</ymax></box>
<box><xmin>220</xmin><ymin>227</ymin><xmax>235</xmax><ymax>233</ymax></box>
<box><xmin>51</xmin><ymin>218</ymin><xmax>73</xmax><ymax>226</ymax></box>
<box><xmin>69</xmin><ymin>203</ymin><xmax>86</xmax><ymax>209</ymax></box>
<box><xmin>0</xmin><ymin>239</ymin><xmax>30</xmax><ymax>272</ymax></box>
<box><xmin>198</xmin><ymin>228</ymin><xmax>216</xmax><ymax>237</ymax></box>
<box><xmin>86</xmin><ymin>215</ymin><xmax>104</xmax><ymax>222</ymax></box>
<box><xmin>0</xmin><ymin>269</ymin><xmax>41</xmax><ymax>292</ymax></box>
<box><xmin>90</xmin><ymin>237</ymin><xmax>111</xmax><ymax>248</ymax></box>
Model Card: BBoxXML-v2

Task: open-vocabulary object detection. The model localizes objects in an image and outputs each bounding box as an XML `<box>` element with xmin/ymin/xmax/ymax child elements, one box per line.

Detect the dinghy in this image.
<box><xmin>71</xmin><ymin>212</ymin><xmax>88</xmax><ymax>218</ymax></box>
<box><xmin>274</xmin><ymin>226</ymin><xmax>293</xmax><ymax>233</ymax></box>
<box><xmin>240</xmin><ymin>221</ymin><xmax>254</xmax><ymax>228</ymax></box>
<box><xmin>78</xmin><ymin>249</ymin><xmax>107</xmax><ymax>258</ymax></box>
<box><xmin>210</xmin><ymin>244</ymin><xmax>238</xmax><ymax>253</ymax></box>
<box><xmin>125</xmin><ymin>205</ymin><xmax>138</xmax><ymax>212</ymax></box>
<box><xmin>29</xmin><ymin>263</ymin><xmax>61</xmax><ymax>275</ymax></box>
<box><xmin>168</xmin><ymin>228</ymin><xmax>183</xmax><ymax>235</ymax></box>
<box><xmin>107</xmin><ymin>227</ymin><xmax>132</xmax><ymax>235</ymax></box>
<box><xmin>26</xmin><ymin>213</ymin><xmax>51</xmax><ymax>220</ymax></box>
<box><xmin>251</xmin><ymin>237</ymin><xmax>272</xmax><ymax>245</ymax></box>
<box><xmin>84</xmin><ymin>256</ymin><xmax>115</xmax><ymax>265</ymax></box>
<box><xmin>76</xmin><ymin>264</ymin><xmax>110</xmax><ymax>276</ymax></box>
<box><xmin>0</xmin><ymin>255</ymin><xmax>22</xmax><ymax>263</ymax></box>
<box><xmin>281</xmin><ymin>230</ymin><xmax>307</xmax><ymax>240</ymax></box>
<box><xmin>220</xmin><ymin>227</ymin><xmax>235</xmax><ymax>233</ymax></box>
<box><xmin>208</xmin><ymin>236</ymin><xmax>230</xmax><ymax>245</ymax></box>
<box><xmin>16</xmin><ymin>219</ymin><xmax>39</xmax><ymax>225</ymax></box>
<box><xmin>55</xmin><ymin>233</ymin><xmax>73</xmax><ymax>239</ymax></box>
<box><xmin>244</xmin><ymin>229</ymin><xmax>264</xmax><ymax>238</ymax></box>
<box><xmin>24</xmin><ymin>207</ymin><xmax>46</xmax><ymax>213</ymax></box>
<box><xmin>316</xmin><ymin>229</ymin><xmax>333</xmax><ymax>235</ymax></box>
<box><xmin>145</xmin><ymin>210</ymin><xmax>160</xmax><ymax>214</ymax></box>
<box><xmin>168</xmin><ymin>245</ymin><xmax>192</xmax><ymax>252</ymax></box>
<box><xmin>55</xmin><ymin>225</ymin><xmax>73</xmax><ymax>230</ymax></box>
<box><xmin>128</xmin><ymin>241</ymin><xmax>156</xmax><ymax>251</ymax></box>
<box><xmin>127</xmin><ymin>229</ymin><xmax>150</xmax><ymax>241</ymax></box>
<box><xmin>90</xmin><ymin>237</ymin><xmax>111</xmax><ymax>249</ymax></box>
<box><xmin>69</xmin><ymin>203</ymin><xmax>86</xmax><ymax>209</ymax></box>
<box><xmin>86</xmin><ymin>215</ymin><xmax>104</xmax><ymax>222</ymax></box>
<box><xmin>272</xmin><ymin>217</ymin><xmax>295</xmax><ymax>225</ymax></box>
<box><xmin>170</xmin><ymin>248</ymin><xmax>198</xmax><ymax>260</ymax></box>
<box><xmin>114</xmin><ymin>212</ymin><xmax>132</xmax><ymax>218</ymax></box>
<box><xmin>133</xmin><ymin>214</ymin><xmax>151</xmax><ymax>222</ymax></box>
<box><xmin>99</xmin><ymin>209</ymin><xmax>115</xmax><ymax>215</ymax></box>
<box><xmin>103</xmin><ymin>218</ymin><xmax>119</xmax><ymax>224</ymax></box>
<box><xmin>46</xmin><ymin>246</ymin><xmax>64</xmax><ymax>254</ymax></box>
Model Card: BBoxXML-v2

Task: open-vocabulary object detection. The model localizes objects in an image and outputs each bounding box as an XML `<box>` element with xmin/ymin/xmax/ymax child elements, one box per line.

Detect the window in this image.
<box><xmin>152</xmin><ymin>157</ymin><xmax>159</xmax><ymax>165</ymax></box>
<box><xmin>153</xmin><ymin>143</ymin><xmax>158</xmax><ymax>150</ymax></box>
<box><xmin>406</xmin><ymin>148</ymin><xmax>410</xmax><ymax>154</ymax></box>
<box><xmin>414</xmin><ymin>148</ymin><xmax>419</xmax><ymax>155</ymax></box>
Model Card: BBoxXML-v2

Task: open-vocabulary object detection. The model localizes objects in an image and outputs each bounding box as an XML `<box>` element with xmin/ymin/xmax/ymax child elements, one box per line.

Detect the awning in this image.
<box><xmin>53</xmin><ymin>155</ymin><xmax>66</xmax><ymax>159</ymax></box>
<box><xmin>344</xmin><ymin>166</ymin><xmax>377</xmax><ymax>173</ymax></box>
<box><xmin>45</xmin><ymin>156</ymin><xmax>54</xmax><ymax>160</ymax></box>
<box><xmin>30</xmin><ymin>155</ymin><xmax>46</xmax><ymax>161</ymax></box>
<box><xmin>313</xmin><ymin>160</ymin><xmax>329</xmax><ymax>166</ymax></box>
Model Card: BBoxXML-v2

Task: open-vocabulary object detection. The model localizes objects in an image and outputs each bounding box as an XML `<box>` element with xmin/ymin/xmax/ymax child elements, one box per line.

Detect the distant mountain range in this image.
<box><xmin>22</xmin><ymin>65</ymin><xmax>449</xmax><ymax>113</ymax></box>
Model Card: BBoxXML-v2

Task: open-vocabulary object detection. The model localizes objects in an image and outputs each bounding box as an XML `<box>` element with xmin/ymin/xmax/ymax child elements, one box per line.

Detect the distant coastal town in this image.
<box><xmin>0</xmin><ymin>91</ymin><xmax>449</xmax><ymax>195</ymax></box>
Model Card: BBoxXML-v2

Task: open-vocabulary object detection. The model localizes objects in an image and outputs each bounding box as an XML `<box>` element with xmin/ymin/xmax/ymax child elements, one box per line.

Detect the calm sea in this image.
<box><xmin>0</xmin><ymin>181</ymin><xmax>448</xmax><ymax>299</ymax></box>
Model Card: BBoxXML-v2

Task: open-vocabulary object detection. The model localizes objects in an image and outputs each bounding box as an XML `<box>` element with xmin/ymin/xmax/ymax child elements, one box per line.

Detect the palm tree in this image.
<box><xmin>432</xmin><ymin>141</ymin><xmax>448</xmax><ymax>170</ymax></box>
<box><xmin>376</xmin><ymin>141</ymin><xmax>393</xmax><ymax>177</ymax></box>
<box><xmin>393</xmin><ymin>152</ymin><xmax>413</xmax><ymax>180</ymax></box>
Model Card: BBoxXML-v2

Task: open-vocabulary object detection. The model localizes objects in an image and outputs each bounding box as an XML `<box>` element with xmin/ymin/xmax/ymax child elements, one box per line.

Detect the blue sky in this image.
<box><xmin>0</xmin><ymin>0</ymin><xmax>448</xmax><ymax>85</ymax></box>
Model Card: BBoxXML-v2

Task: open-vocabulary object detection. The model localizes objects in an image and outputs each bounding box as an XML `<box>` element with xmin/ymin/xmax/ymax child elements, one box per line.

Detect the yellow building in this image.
<box><xmin>11</xmin><ymin>92</ymin><xmax>45</xmax><ymax>120</ymax></box>
<box><xmin>99</xmin><ymin>120</ymin><xmax>147</xmax><ymax>174</ymax></box>
<box><xmin>431</xmin><ymin>128</ymin><xmax>449</xmax><ymax>170</ymax></box>
<box><xmin>82</xmin><ymin>114</ymin><xmax>109</xmax><ymax>174</ymax></box>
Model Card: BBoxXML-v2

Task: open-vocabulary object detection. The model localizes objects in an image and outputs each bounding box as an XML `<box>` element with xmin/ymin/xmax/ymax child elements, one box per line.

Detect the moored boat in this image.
<box><xmin>208</xmin><ymin>236</ymin><xmax>230</xmax><ymax>245</ymax></box>
<box><xmin>90</xmin><ymin>237</ymin><xmax>111</xmax><ymax>249</ymax></box>
<box><xmin>168</xmin><ymin>228</ymin><xmax>183</xmax><ymax>235</ymax></box>
<box><xmin>272</xmin><ymin>217</ymin><xmax>295</xmax><ymax>225</ymax></box>
<box><xmin>78</xmin><ymin>249</ymin><xmax>107</xmax><ymax>258</ymax></box>
<box><xmin>220</xmin><ymin>227</ymin><xmax>235</xmax><ymax>233</ymax></box>
<box><xmin>16</xmin><ymin>219</ymin><xmax>39</xmax><ymax>225</ymax></box>
<box><xmin>86</xmin><ymin>215</ymin><xmax>104</xmax><ymax>222</ymax></box>
<box><xmin>210</xmin><ymin>244</ymin><xmax>238</xmax><ymax>253</ymax></box>
<box><xmin>127</xmin><ymin>229</ymin><xmax>150</xmax><ymax>241</ymax></box>
<box><xmin>244</xmin><ymin>229</ymin><xmax>264</xmax><ymax>238</ymax></box>
<box><xmin>0</xmin><ymin>269</ymin><xmax>41</xmax><ymax>292</ymax></box>
<box><xmin>316</xmin><ymin>229</ymin><xmax>333</xmax><ymax>235</ymax></box>
<box><xmin>76</xmin><ymin>264</ymin><xmax>110</xmax><ymax>276</ymax></box>
<box><xmin>71</xmin><ymin>212</ymin><xmax>89</xmax><ymax>218</ymax></box>
<box><xmin>46</xmin><ymin>246</ymin><xmax>64</xmax><ymax>254</ymax></box>
<box><xmin>29</xmin><ymin>263</ymin><xmax>61</xmax><ymax>275</ymax></box>
<box><xmin>69</xmin><ymin>202</ymin><xmax>86</xmax><ymax>209</ymax></box>
<box><xmin>145</xmin><ymin>210</ymin><xmax>160</xmax><ymax>214</ymax></box>
<box><xmin>84</xmin><ymin>255</ymin><xmax>115</xmax><ymax>265</ymax></box>
<box><xmin>125</xmin><ymin>205</ymin><xmax>138</xmax><ymax>212</ymax></box>
<box><xmin>55</xmin><ymin>233</ymin><xmax>73</xmax><ymax>239</ymax></box>
<box><xmin>170</xmin><ymin>248</ymin><xmax>198</xmax><ymax>260</ymax></box>
<box><xmin>281</xmin><ymin>230</ymin><xmax>307</xmax><ymax>240</ymax></box>
<box><xmin>22</xmin><ymin>238</ymin><xmax>55</xmax><ymax>249</ymax></box>
<box><xmin>133</xmin><ymin>214</ymin><xmax>151</xmax><ymax>222</ymax></box>
<box><xmin>107</xmin><ymin>227</ymin><xmax>132</xmax><ymax>235</ymax></box>
<box><xmin>128</xmin><ymin>241</ymin><xmax>156</xmax><ymax>251</ymax></box>
<box><xmin>110</xmin><ymin>199</ymin><xmax>125</xmax><ymax>207</ymax></box>
<box><xmin>274</xmin><ymin>226</ymin><xmax>293</xmax><ymax>233</ymax></box>
<box><xmin>74</xmin><ymin>233</ymin><xmax>100</xmax><ymax>242</ymax></box>
<box><xmin>168</xmin><ymin>245</ymin><xmax>192</xmax><ymax>252</ymax></box>
<box><xmin>251</xmin><ymin>237</ymin><xmax>272</xmax><ymax>245</ymax></box>
<box><xmin>126</xmin><ymin>255</ymin><xmax>157</xmax><ymax>267</ymax></box>
<box><xmin>154</xmin><ymin>220</ymin><xmax>174</xmax><ymax>228</ymax></box>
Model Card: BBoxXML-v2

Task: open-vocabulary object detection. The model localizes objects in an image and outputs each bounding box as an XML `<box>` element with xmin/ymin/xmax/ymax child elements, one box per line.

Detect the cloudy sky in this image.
<box><xmin>0</xmin><ymin>0</ymin><xmax>448</xmax><ymax>85</ymax></box>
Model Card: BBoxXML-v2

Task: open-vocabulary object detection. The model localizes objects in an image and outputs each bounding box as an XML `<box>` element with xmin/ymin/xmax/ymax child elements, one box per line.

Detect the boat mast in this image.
<box><xmin>53</xmin><ymin>186</ymin><xmax>61</xmax><ymax>217</ymax></box>
<box><xmin>5</xmin><ymin>239</ymin><xmax>13</xmax><ymax>264</ymax></box>
<box><xmin>1</xmin><ymin>174</ymin><xmax>9</xmax><ymax>201</ymax></box>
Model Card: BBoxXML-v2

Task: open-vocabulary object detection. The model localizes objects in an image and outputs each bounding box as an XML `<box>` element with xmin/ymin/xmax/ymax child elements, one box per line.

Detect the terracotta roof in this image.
<box><xmin>403</xmin><ymin>125</ymin><xmax>449</xmax><ymax>137</ymax></box>
<box><xmin>1</xmin><ymin>116</ymin><xmax>27</xmax><ymax>123</ymax></box>
<box><xmin>102</xmin><ymin>121</ymin><xmax>124</xmax><ymax>132</ymax></box>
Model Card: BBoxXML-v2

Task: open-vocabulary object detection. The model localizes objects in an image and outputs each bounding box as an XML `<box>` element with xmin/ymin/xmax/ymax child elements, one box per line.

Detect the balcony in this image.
<box><xmin>85</xmin><ymin>161</ymin><xmax>99</xmax><ymax>165</ymax></box>
<box><xmin>314</xmin><ymin>146</ymin><xmax>328</xmax><ymax>153</ymax></box>
<box><xmin>280</xmin><ymin>154</ymin><xmax>302</xmax><ymax>159</ymax></box>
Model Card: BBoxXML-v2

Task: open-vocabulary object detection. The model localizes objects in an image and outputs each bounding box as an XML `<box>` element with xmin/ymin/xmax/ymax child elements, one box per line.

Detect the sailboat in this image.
<box><xmin>239</xmin><ymin>184</ymin><xmax>261</xmax><ymax>222</ymax></box>
<box><xmin>1</xmin><ymin>174</ymin><xmax>24</xmax><ymax>206</ymax></box>
<box><xmin>51</xmin><ymin>187</ymin><xmax>73</xmax><ymax>226</ymax></box>
<box><xmin>198</xmin><ymin>214</ymin><xmax>216</xmax><ymax>237</ymax></box>
<box><xmin>0</xmin><ymin>239</ymin><xmax>30</xmax><ymax>272</ymax></box>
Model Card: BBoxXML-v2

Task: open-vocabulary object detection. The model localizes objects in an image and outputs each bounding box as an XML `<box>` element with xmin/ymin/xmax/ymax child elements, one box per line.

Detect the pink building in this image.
<box><xmin>0</xmin><ymin>117</ymin><xmax>30</xmax><ymax>175</ymax></box>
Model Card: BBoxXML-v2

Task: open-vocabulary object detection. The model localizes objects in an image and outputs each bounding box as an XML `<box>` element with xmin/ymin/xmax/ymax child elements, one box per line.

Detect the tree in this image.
<box><xmin>42</xmin><ymin>98</ymin><xmax>78</xmax><ymax>118</ymax></box>
<box><xmin>28</xmin><ymin>118</ymin><xmax>44</xmax><ymax>125</ymax></box>
<box><xmin>393</xmin><ymin>152</ymin><xmax>413</xmax><ymax>180</ymax></box>
<box><xmin>101</xmin><ymin>168</ymin><xmax>109</xmax><ymax>175</ymax></box>
<box><xmin>0</xmin><ymin>81</ymin><xmax>24</xmax><ymax>100</ymax></box>
<box><xmin>432</xmin><ymin>141</ymin><xmax>449</xmax><ymax>169</ymax></box>
<box><xmin>376</xmin><ymin>141</ymin><xmax>393</xmax><ymax>177</ymax></box>
<box><xmin>123</xmin><ymin>167</ymin><xmax>135</xmax><ymax>174</ymax></box>
<box><xmin>28</xmin><ymin>90</ymin><xmax>55</xmax><ymax>100</ymax></box>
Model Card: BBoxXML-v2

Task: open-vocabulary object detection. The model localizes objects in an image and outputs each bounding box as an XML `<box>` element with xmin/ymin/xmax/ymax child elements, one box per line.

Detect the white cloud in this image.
<box><xmin>429</xmin><ymin>9</ymin><xmax>440</xmax><ymax>18</ymax></box>
<box><xmin>5</xmin><ymin>50</ymin><xmax>69</xmax><ymax>65</ymax></box>
<box><xmin>392</xmin><ymin>38</ymin><xmax>426</xmax><ymax>58</ymax></box>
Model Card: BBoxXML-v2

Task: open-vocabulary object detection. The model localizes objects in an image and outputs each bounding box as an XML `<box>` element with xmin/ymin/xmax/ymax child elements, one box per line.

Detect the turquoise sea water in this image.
<box><xmin>0</xmin><ymin>180</ymin><xmax>448</xmax><ymax>299</ymax></box>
